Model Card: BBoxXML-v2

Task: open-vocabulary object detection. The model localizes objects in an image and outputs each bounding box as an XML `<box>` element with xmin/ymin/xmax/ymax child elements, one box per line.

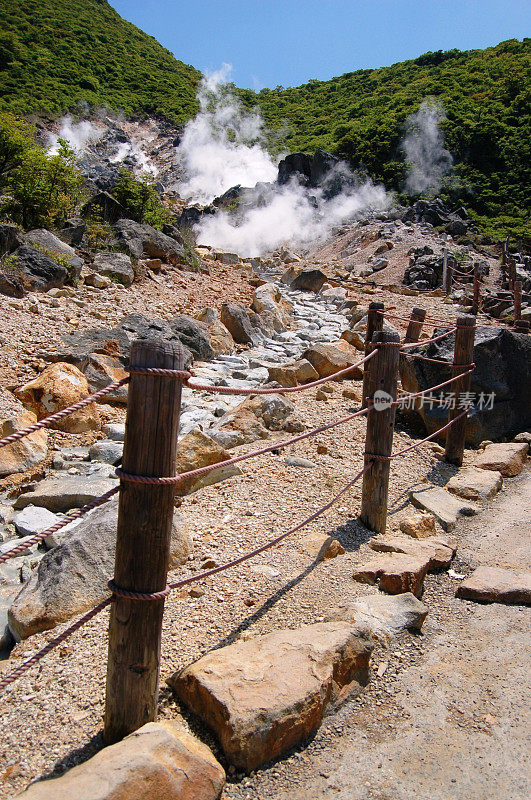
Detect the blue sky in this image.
<box><xmin>110</xmin><ymin>0</ymin><xmax>529</xmax><ymax>89</ymax></box>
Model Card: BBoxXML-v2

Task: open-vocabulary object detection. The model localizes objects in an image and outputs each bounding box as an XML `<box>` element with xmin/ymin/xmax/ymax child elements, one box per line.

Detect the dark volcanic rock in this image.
<box><xmin>399</xmin><ymin>326</ymin><xmax>531</xmax><ymax>444</ymax></box>
<box><xmin>168</xmin><ymin>315</ymin><xmax>214</xmax><ymax>361</ymax></box>
<box><xmin>277</xmin><ymin>152</ymin><xmax>313</xmax><ymax>186</ymax></box>
<box><xmin>0</xmin><ymin>223</ymin><xmax>24</xmax><ymax>256</ymax></box>
<box><xmin>3</xmin><ymin>246</ymin><xmax>69</xmax><ymax>294</ymax></box>
<box><xmin>220</xmin><ymin>303</ymin><xmax>262</xmax><ymax>346</ymax></box>
<box><xmin>53</xmin><ymin>313</ymin><xmax>195</xmax><ymax>368</ymax></box>
<box><xmin>81</xmin><ymin>191</ymin><xmax>127</xmax><ymax>224</ymax></box>
<box><xmin>24</xmin><ymin>229</ymin><xmax>83</xmax><ymax>277</ymax></box>
<box><xmin>114</xmin><ymin>219</ymin><xmax>187</xmax><ymax>264</ymax></box>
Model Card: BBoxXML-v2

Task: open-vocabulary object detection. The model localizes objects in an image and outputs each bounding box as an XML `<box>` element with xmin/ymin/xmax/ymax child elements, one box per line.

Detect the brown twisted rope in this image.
<box><xmin>400</xmin><ymin>328</ymin><xmax>458</xmax><ymax>349</ymax></box>
<box><xmin>185</xmin><ymin>350</ymin><xmax>377</xmax><ymax>395</ymax></box>
<box><xmin>394</xmin><ymin>367</ymin><xmax>475</xmax><ymax>406</ymax></box>
<box><xmin>0</xmin><ymin>487</ymin><xmax>119</xmax><ymax>564</ymax></box>
<box><xmin>108</xmin><ymin>579</ymin><xmax>171</xmax><ymax>600</ymax></box>
<box><xmin>0</xmin><ymin>463</ymin><xmax>371</xmax><ymax>693</ymax></box>
<box><xmin>0</xmin><ymin>378</ymin><xmax>130</xmax><ymax>450</ymax></box>
<box><xmin>365</xmin><ymin>409</ymin><xmax>469</xmax><ymax>462</ymax></box>
<box><xmin>127</xmin><ymin>367</ymin><xmax>192</xmax><ymax>380</ymax></box>
<box><xmin>116</xmin><ymin>405</ymin><xmax>371</xmax><ymax>486</ymax></box>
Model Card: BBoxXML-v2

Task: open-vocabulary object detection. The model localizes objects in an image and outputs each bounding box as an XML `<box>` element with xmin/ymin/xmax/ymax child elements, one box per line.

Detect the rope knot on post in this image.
<box><xmin>108</xmin><ymin>579</ymin><xmax>171</xmax><ymax>601</ymax></box>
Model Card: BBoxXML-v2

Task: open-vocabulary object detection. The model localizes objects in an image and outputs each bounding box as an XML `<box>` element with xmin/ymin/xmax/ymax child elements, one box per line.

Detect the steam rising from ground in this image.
<box><xmin>178</xmin><ymin>67</ymin><xmax>389</xmax><ymax>256</ymax></box>
<box><xmin>47</xmin><ymin>115</ymin><xmax>102</xmax><ymax>154</ymax></box>
<box><xmin>47</xmin><ymin>115</ymin><xmax>158</xmax><ymax>175</ymax></box>
<box><xmin>177</xmin><ymin>65</ymin><xmax>277</xmax><ymax>203</ymax></box>
<box><xmin>401</xmin><ymin>99</ymin><xmax>453</xmax><ymax>196</ymax></box>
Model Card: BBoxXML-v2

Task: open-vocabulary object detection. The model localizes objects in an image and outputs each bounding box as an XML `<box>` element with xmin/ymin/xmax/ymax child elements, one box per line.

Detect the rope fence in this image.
<box><xmin>0</xmin><ymin>307</ymin><xmax>482</xmax><ymax>741</ymax></box>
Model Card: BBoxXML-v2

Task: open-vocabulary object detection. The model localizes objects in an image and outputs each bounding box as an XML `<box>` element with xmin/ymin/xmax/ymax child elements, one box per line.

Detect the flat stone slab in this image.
<box><xmin>410</xmin><ymin>486</ymin><xmax>478</xmax><ymax>531</ymax></box>
<box><xmin>17</xmin><ymin>720</ymin><xmax>225</xmax><ymax>800</ymax></box>
<box><xmin>13</xmin><ymin>505</ymin><xmax>61</xmax><ymax>536</ymax></box>
<box><xmin>474</xmin><ymin>442</ymin><xmax>528</xmax><ymax>477</ymax></box>
<box><xmin>353</xmin><ymin>552</ymin><xmax>430</xmax><ymax>597</ymax></box>
<box><xmin>13</xmin><ymin>474</ymin><xmax>118</xmax><ymax>513</ymax></box>
<box><xmin>168</xmin><ymin>622</ymin><xmax>373</xmax><ymax>772</ymax></box>
<box><xmin>369</xmin><ymin>535</ymin><xmax>456</xmax><ymax>570</ymax></box>
<box><xmin>326</xmin><ymin>592</ymin><xmax>428</xmax><ymax>640</ymax></box>
<box><xmin>456</xmin><ymin>566</ymin><xmax>531</xmax><ymax>605</ymax></box>
<box><xmin>446</xmin><ymin>466</ymin><xmax>503</xmax><ymax>500</ymax></box>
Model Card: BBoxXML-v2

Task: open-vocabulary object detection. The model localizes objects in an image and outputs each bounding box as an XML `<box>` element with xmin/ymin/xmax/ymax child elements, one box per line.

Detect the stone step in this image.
<box><xmin>410</xmin><ymin>486</ymin><xmax>479</xmax><ymax>531</ymax></box>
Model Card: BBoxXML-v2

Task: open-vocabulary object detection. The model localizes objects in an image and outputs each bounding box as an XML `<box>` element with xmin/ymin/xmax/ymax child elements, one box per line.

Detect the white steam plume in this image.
<box><xmin>179</xmin><ymin>68</ymin><xmax>389</xmax><ymax>256</ymax></box>
<box><xmin>401</xmin><ymin>99</ymin><xmax>453</xmax><ymax>196</ymax></box>
<box><xmin>176</xmin><ymin>64</ymin><xmax>278</xmax><ymax>203</ymax></box>
<box><xmin>47</xmin><ymin>115</ymin><xmax>102</xmax><ymax>154</ymax></box>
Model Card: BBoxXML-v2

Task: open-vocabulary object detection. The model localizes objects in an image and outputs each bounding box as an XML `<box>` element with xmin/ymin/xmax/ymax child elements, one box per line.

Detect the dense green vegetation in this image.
<box><xmin>0</xmin><ymin>113</ymin><xmax>84</xmax><ymax>228</ymax></box>
<box><xmin>0</xmin><ymin>0</ymin><xmax>528</xmax><ymax>242</ymax></box>
<box><xmin>0</xmin><ymin>0</ymin><xmax>200</xmax><ymax>122</ymax></box>
<box><xmin>113</xmin><ymin>169</ymin><xmax>171</xmax><ymax>229</ymax></box>
<box><xmin>242</xmin><ymin>39</ymin><xmax>531</xmax><ymax>243</ymax></box>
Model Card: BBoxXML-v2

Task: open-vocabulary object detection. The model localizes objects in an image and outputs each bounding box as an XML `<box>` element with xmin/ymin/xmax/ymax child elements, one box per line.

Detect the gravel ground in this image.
<box><xmin>0</xmin><ymin>219</ymin><xmax>512</xmax><ymax>796</ymax></box>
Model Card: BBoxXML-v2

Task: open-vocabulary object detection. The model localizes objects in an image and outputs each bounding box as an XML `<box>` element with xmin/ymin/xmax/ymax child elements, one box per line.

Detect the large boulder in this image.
<box><xmin>251</xmin><ymin>283</ymin><xmax>293</xmax><ymax>332</ymax></box>
<box><xmin>13</xmin><ymin>473</ymin><xmax>118</xmax><ymax>513</ymax></box>
<box><xmin>168</xmin><ymin>315</ymin><xmax>214</xmax><ymax>361</ymax></box>
<box><xmin>220</xmin><ymin>302</ymin><xmax>262</xmax><ymax>346</ymax></box>
<box><xmin>288</xmin><ymin>267</ymin><xmax>328</xmax><ymax>293</ymax></box>
<box><xmin>114</xmin><ymin>219</ymin><xmax>189</xmax><ymax>266</ymax></box>
<box><xmin>302</xmin><ymin>343</ymin><xmax>363</xmax><ymax>380</ymax></box>
<box><xmin>168</xmin><ymin>622</ymin><xmax>373</xmax><ymax>772</ymax></box>
<box><xmin>8</xmin><ymin>498</ymin><xmax>191</xmax><ymax>640</ymax></box>
<box><xmin>80</xmin><ymin>190</ymin><xmax>127</xmax><ymax>224</ymax></box>
<box><xmin>194</xmin><ymin>308</ymin><xmax>234</xmax><ymax>356</ymax></box>
<box><xmin>24</xmin><ymin>229</ymin><xmax>83</xmax><ymax>277</ymax></box>
<box><xmin>399</xmin><ymin>327</ymin><xmax>531</xmax><ymax>444</ymax></box>
<box><xmin>0</xmin><ymin>410</ymin><xmax>48</xmax><ymax>477</ymax></box>
<box><xmin>2</xmin><ymin>246</ymin><xmax>69</xmax><ymax>295</ymax></box>
<box><xmin>53</xmin><ymin>314</ymin><xmax>194</xmax><ymax>368</ymax></box>
<box><xmin>15</xmin><ymin>362</ymin><xmax>100</xmax><ymax>433</ymax></box>
<box><xmin>211</xmin><ymin>393</ymin><xmax>304</xmax><ymax>449</ymax></box>
<box><xmin>16</xmin><ymin>720</ymin><xmax>225</xmax><ymax>800</ymax></box>
<box><xmin>0</xmin><ymin>222</ymin><xmax>24</xmax><ymax>255</ymax></box>
<box><xmin>176</xmin><ymin>430</ymin><xmax>240</xmax><ymax>495</ymax></box>
<box><xmin>82</xmin><ymin>353</ymin><xmax>129</xmax><ymax>403</ymax></box>
<box><xmin>92</xmin><ymin>251</ymin><xmax>134</xmax><ymax>287</ymax></box>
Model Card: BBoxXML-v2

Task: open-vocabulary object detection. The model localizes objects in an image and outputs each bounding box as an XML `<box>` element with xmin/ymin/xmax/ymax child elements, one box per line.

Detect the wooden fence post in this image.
<box><xmin>514</xmin><ymin>280</ymin><xmax>522</xmax><ymax>322</ymax></box>
<box><xmin>404</xmin><ymin>307</ymin><xmax>426</xmax><ymax>344</ymax></box>
<box><xmin>472</xmin><ymin>266</ymin><xmax>480</xmax><ymax>315</ymax></box>
<box><xmin>360</xmin><ymin>330</ymin><xmax>400</xmax><ymax>534</ymax></box>
<box><xmin>442</xmin><ymin>248</ymin><xmax>451</xmax><ymax>295</ymax></box>
<box><xmin>361</xmin><ymin>302</ymin><xmax>384</xmax><ymax>409</ymax></box>
<box><xmin>104</xmin><ymin>338</ymin><xmax>189</xmax><ymax>745</ymax></box>
<box><xmin>444</xmin><ymin>316</ymin><xmax>476</xmax><ymax>466</ymax></box>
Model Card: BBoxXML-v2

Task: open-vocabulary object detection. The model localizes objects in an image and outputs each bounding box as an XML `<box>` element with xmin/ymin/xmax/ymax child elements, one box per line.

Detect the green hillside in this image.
<box><xmin>243</xmin><ymin>39</ymin><xmax>531</xmax><ymax>241</ymax></box>
<box><xmin>0</xmin><ymin>0</ymin><xmax>200</xmax><ymax>122</ymax></box>
<box><xmin>0</xmin><ymin>0</ymin><xmax>529</xmax><ymax>241</ymax></box>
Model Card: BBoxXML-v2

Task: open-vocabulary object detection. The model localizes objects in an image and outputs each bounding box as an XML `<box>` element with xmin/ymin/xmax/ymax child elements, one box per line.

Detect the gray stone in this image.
<box><xmin>326</xmin><ymin>592</ymin><xmax>428</xmax><ymax>640</ymax></box>
<box><xmin>5</xmin><ymin>246</ymin><xmax>69</xmax><ymax>294</ymax></box>
<box><xmin>220</xmin><ymin>302</ymin><xmax>262</xmax><ymax>346</ymax></box>
<box><xmin>89</xmin><ymin>440</ymin><xmax>123</xmax><ymax>465</ymax></box>
<box><xmin>13</xmin><ymin>505</ymin><xmax>61</xmax><ymax>537</ymax></box>
<box><xmin>168</xmin><ymin>314</ymin><xmax>214</xmax><ymax>361</ymax></box>
<box><xmin>14</xmin><ymin>474</ymin><xmax>119</xmax><ymax>513</ymax></box>
<box><xmin>410</xmin><ymin>486</ymin><xmax>479</xmax><ymax>531</ymax></box>
<box><xmin>93</xmin><ymin>251</ymin><xmax>134</xmax><ymax>287</ymax></box>
<box><xmin>114</xmin><ymin>219</ymin><xmax>189</xmax><ymax>266</ymax></box>
<box><xmin>102</xmin><ymin>422</ymin><xmax>125</xmax><ymax>442</ymax></box>
<box><xmin>8</xmin><ymin>499</ymin><xmax>191</xmax><ymax>640</ymax></box>
<box><xmin>24</xmin><ymin>229</ymin><xmax>83</xmax><ymax>276</ymax></box>
<box><xmin>474</xmin><ymin>442</ymin><xmax>528</xmax><ymax>477</ymax></box>
<box><xmin>285</xmin><ymin>456</ymin><xmax>317</xmax><ymax>468</ymax></box>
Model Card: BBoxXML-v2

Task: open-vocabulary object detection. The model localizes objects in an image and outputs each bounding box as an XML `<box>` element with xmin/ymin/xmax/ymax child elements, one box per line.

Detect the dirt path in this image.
<box><xmin>223</xmin><ymin>469</ymin><xmax>531</xmax><ymax>800</ymax></box>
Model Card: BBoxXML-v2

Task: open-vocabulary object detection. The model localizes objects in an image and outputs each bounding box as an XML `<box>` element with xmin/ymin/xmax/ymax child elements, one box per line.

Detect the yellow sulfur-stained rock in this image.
<box><xmin>15</xmin><ymin>362</ymin><xmax>100</xmax><ymax>433</ymax></box>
